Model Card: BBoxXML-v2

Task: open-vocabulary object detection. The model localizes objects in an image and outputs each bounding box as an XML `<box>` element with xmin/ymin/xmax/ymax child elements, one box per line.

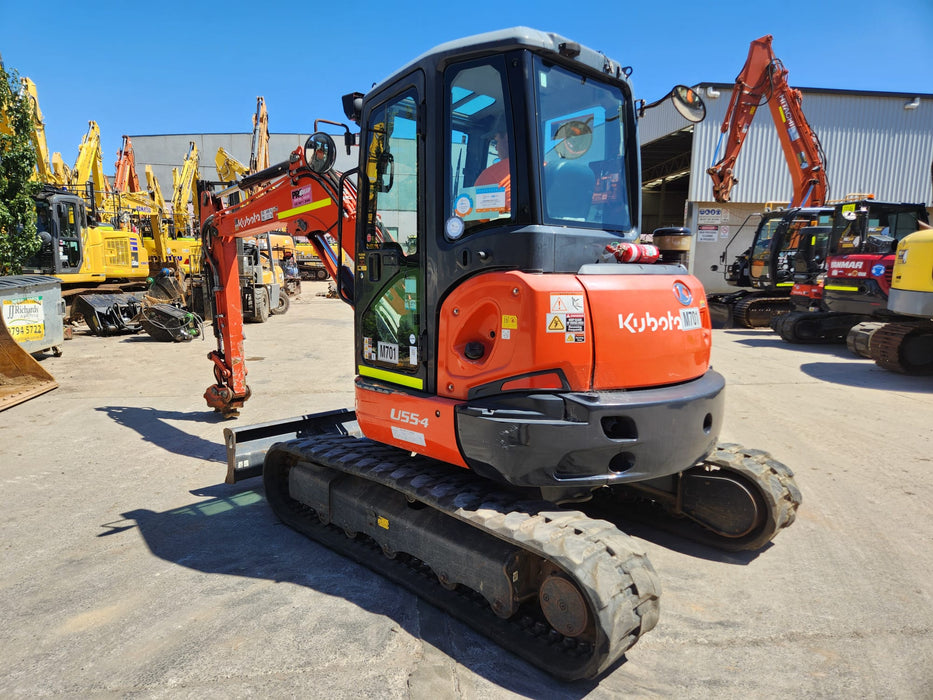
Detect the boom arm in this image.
<box><xmin>200</xmin><ymin>140</ymin><xmax>357</xmax><ymax>416</ymax></box>
<box><xmin>172</xmin><ymin>142</ymin><xmax>199</xmax><ymax>236</ymax></box>
<box><xmin>114</xmin><ymin>135</ymin><xmax>142</xmax><ymax>193</ymax></box>
<box><xmin>707</xmin><ymin>35</ymin><xmax>827</xmax><ymax>207</ymax></box>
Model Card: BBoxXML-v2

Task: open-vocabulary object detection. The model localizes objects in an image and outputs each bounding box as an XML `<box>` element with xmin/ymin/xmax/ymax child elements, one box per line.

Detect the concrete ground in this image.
<box><xmin>1</xmin><ymin>283</ymin><xmax>931</xmax><ymax>699</ymax></box>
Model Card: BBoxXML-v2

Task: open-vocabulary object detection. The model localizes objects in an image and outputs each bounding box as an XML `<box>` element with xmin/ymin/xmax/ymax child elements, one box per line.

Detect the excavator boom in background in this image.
<box><xmin>707</xmin><ymin>34</ymin><xmax>828</xmax><ymax>208</ymax></box>
<box><xmin>201</xmin><ymin>28</ymin><xmax>800</xmax><ymax>680</ymax></box>
<box><xmin>705</xmin><ymin>35</ymin><xmax>832</xmax><ymax>328</ymax></box>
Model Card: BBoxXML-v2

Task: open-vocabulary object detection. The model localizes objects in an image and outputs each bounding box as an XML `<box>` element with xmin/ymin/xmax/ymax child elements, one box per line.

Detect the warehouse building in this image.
<box><xmin>641</xmin><ymin>83</ymin><xmax>933</xmax><ymax>293</ymax></box>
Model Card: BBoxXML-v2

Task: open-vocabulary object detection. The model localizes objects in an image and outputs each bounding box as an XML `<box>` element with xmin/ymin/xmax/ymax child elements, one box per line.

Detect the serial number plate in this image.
<box><xmin>680</xmin><ymin>307</ymin><xmax>702</xmax><ymax>330</ymax></box>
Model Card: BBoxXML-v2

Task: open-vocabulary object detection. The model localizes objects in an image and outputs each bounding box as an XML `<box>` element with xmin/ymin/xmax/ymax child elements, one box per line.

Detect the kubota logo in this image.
<box><xmin>672</xmin><ymin>281</ymin><xmax>693</xmax><ymax>306</ymax></box>
<box><xmin>235</xmin><ymin>213</ymin><xmax>262</xmax><ymax>231</ymax></box>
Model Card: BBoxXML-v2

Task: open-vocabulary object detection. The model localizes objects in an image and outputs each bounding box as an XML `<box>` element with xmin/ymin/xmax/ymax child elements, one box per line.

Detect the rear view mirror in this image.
<box><xmin>639</xmin><ymin>85</ymin><xmax>706</xmax><ymax>123</ymax></box>
<box><xmin>670</xmin><ymin>86</ymin><xmax>706</xmax><ymax>123</ymax></box>
<box><xmin>305</xmin><ymin>133</ymin><xmax>337</xmax><ymax>174</ymax></box>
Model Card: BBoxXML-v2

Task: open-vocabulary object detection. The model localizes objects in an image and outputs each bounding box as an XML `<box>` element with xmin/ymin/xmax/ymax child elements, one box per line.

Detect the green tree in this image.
<box><xmin>0</xmin><ymin>59</ymin><xmax>40</xmax><ymax>275</ymax></box>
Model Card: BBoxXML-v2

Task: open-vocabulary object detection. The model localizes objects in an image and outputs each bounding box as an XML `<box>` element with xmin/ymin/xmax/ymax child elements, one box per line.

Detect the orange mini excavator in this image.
<box><xmin>200</xmin><ymin>28</ymin><xmax>801</xmax><ymax>680</ymax></box>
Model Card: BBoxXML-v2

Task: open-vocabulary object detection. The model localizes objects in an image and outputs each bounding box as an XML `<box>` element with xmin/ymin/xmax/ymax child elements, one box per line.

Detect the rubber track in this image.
<box><xmin>602</xmin><ymin>443</ymin><xmax>801</xmax><ymax>552</ymax></box>
<box><xmin>696</xmin><ymin>443</ymin><xmax>802</xmax><ymax>551</ymax></box>
<box><xmin>733</xmin><ymin>295</ymin><xmax>792</xmax><ymax>328</ymax></box>
<box><xmin>870</xmin><ymin>322</ymin><xmax>933</xmax><ymax>375</ymax></box>
<box><xmin>846</xmin><ymin>321</ymin><xmax>886</xmax><ymax>358</ymax></box>
<box><xmin>264</xmin><ymin>434</ymin><xmax>661</xmax><ymax>681</ymax></box>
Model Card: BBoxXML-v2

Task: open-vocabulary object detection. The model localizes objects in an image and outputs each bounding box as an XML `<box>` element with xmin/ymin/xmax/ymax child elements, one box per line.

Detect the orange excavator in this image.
<box><xmin>200</xmin><ymin>28</ymin><xmax>801</xmax><ymax>680</ymax></box>
<box><xmin>706</xmin><ymin>35</ymin><xmax>831</xmax><ymax>327</ymax></box>
<box><xmin>707</xmin><ymin>34</ymin><xmax>828</xmax><ymax>208</ymax></box>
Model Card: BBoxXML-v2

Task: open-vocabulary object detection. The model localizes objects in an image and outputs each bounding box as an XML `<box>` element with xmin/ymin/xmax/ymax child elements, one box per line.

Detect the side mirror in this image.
<box><xmin>305</xmin><ymin>133</ymin><xmax>337</xmax><ymax>175</ymax></box>
<box><xmin>639</xmin><ymin>85</ymin><xmax>706</xmax><ymax>123</ymax></box>
<box><xmin>670</xmin><ymin>86</ymin><xmax>706</xmax><ymax>123</ymax></box>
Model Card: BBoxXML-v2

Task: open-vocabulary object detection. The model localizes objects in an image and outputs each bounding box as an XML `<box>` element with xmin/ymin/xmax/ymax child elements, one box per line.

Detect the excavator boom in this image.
<box><xmin>708</xmin><ymin>35</ymin><xmax>827</xmax><ymax>207</ymax></box>
<box><xmin>199</xmin><ymin>135</ymin><xmax>355</xmax><ymax>415</ymax></box>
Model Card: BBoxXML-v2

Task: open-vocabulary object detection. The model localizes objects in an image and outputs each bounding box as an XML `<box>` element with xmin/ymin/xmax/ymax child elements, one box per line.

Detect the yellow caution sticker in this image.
<box><xmin>547</xmin><ymin>314</ymin><xmax>565</xmax><ymax>332</ymax></box>
<box><xmin>377</xmin><ymin>516</ymin><xmax>389</xmax><ymax>530</ymax></box>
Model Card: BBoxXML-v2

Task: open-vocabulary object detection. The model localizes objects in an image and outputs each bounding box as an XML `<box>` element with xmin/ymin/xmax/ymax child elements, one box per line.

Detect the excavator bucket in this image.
<box><xmin>0</xmin><ymin>312</ymin><xmax>57</xmax><ymax>411</ymax></box>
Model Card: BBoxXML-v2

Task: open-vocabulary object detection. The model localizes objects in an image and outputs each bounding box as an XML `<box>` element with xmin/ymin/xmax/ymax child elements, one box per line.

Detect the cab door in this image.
<box><xmin>355</xmin><ymin>79</ymin><xmax>426</xmax><ymax>392</ymax></box>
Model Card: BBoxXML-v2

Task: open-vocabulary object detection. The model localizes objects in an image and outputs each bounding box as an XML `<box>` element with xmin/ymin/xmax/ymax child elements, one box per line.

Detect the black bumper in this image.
<box><xmin>455</xmin><ymin>370</ymin><xmax>725</xmax><ymax>488</ymax></box>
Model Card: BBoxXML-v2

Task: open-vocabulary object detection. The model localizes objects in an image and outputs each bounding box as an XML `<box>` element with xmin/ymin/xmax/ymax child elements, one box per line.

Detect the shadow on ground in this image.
<box><xmin>96</xmin><ymin>405</ymin><xmax>226</xmax><ymax>462</ymax></box>
<box><xmin>104</xmin><ymin>482</ymin><xmax>617</xmax><ymax>697</ymax></box>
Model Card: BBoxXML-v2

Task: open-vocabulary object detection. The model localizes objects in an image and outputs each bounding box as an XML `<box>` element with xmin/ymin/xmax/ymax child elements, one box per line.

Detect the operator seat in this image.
<box><xmin>545</xmin><ymin>160</ymin><xmax>595</xmax><ymax>221</ymax></box>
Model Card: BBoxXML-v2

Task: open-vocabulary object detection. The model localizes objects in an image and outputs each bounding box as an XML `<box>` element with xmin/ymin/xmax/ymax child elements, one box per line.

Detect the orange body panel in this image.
<box><xmin>436</xmin><ymin>270</ymin><xmax>711</xmax><ymax>399</ymax></box>
<box><xmin>355</xmin><ymin>382</ymin><xmax>467</xmax><ymax>467</ymax></box>
<box><xmin>580</xmin><ymin>273</ymin><xmax>711</xmax><ymax>388</ymax></box>
<box><xmin>437</xmin><ymin>272</ymin><xmax>593</xmax><ymax>399</ymax></box>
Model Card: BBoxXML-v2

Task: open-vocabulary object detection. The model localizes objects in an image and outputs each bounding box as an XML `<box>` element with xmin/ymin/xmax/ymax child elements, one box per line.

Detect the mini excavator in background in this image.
<box><xmin>200</xmin><ymin>28</ymin><xmax>801</xmax><ymax>680</ymax></box>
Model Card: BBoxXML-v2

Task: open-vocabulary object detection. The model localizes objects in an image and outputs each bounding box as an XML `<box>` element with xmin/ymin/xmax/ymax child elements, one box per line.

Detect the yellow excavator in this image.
<box><xmin>865</xmin><ymin>221</ymin><xmax>933</xmax><ymax>373</ymax></box>
<box><xmin>18</xmin><ymin>108</ymin><xmax>150</xmax><ymax>334</ymax></box>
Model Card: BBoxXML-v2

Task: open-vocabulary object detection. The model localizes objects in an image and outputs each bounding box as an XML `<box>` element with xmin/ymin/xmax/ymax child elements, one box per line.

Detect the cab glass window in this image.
<box><xmin>534</xmin><ymin>57</ymin><xmax>633</xmax><ymax>231</ymax></box>
<box><xmin>445</xmin><ymin>59</ymin><xmax>514</xmax><ymax>238</ymax></box>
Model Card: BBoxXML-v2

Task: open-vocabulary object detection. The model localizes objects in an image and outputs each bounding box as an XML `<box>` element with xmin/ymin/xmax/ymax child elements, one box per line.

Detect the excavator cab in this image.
<box><xmin>749</xmin><ymin>208</ymin><xmax>834</xmax><ymax>290</ymax></box>
<box><xmin>342</xmin><ymin>31</ymin><xmax>724</xmax><ymax>491</ymax></box>
<box><xmin>23</xmin><ymin>191</ymin><xmax>87</xmax><ymax>275</ymax></box>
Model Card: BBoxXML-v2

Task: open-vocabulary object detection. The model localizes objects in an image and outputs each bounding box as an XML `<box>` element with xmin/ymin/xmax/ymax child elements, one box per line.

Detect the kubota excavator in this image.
<box><xmin>706</xmin><ymin>35</ymin><xmax>830</xmax><ymax>327</ymax></box>
<box><xmin>200</xmin><ymin>28</ymin><xmax>801</xmax><ymax>680</ymax></box>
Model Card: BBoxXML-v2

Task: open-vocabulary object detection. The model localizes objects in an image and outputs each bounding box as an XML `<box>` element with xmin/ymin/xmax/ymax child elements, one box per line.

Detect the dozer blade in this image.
<box><xmin>0</xmin><ymin>313</ymin><xmax>57</xmax><ymax>411</ymax></box>
<box><xmin>223</xmin><ymin>408</ymin><xmax>358</xmax><ymax>483</ymax></box>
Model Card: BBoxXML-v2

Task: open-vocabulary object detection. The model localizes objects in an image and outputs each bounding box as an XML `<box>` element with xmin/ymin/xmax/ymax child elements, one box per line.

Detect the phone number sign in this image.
<box><xmin>2</xmin><ymin>297</ymin><xmax>44</xmax><ymax>341</ymax></box>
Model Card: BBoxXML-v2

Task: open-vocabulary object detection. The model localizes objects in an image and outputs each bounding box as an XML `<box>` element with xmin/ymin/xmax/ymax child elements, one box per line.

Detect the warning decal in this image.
<box><xmin>547</xmin><ymin>314</ymin><xmax>565</xmax><ymax>332</ymax></box>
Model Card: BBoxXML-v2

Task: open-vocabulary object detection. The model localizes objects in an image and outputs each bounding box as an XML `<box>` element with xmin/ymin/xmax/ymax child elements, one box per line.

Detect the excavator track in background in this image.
<box><xmin>846</xmin><ymin>321</ymin><xmax>887</xmax><ymax>357</ymax></box>
<box><xmin>772</xmin><ymin>310</ymin><xmax>864</xmax><ymax>344</ymax></box>
<box><xmin>868</xmin><ymin>321</ymin><xmax>933</xmax><ymax>375</ymax></box>
<box><xmin>263</xmin><ymin>431</ymin><xmax>661</xmax><ymax>681</ymax></box>
<box><xmin>585</xmin><ymin>443</ymin><xmax>801</xmax><ymax>552</ymax></box>
<box><xmin>732</xmin><ymin>295</ymin><xmax>793</xmax><ymax>328</ymax></box>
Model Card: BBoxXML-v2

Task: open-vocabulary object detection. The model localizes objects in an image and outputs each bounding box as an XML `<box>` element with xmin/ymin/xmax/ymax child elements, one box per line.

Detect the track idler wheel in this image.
<box><xmin>600</xmin><ymin>443</ymin><xmax>802</xmax><ymax>552</ymax></box>
<box><xmin>678</xmin><ymin>444</ymin><xmax>802</xmax><ymax>551</ymax></box>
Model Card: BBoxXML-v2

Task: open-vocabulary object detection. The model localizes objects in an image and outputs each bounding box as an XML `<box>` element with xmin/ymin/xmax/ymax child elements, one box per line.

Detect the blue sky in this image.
<box><xmin>2</xmin><ymin>0</ymin><xmax>931</xmax><ymax>169</ymax></box>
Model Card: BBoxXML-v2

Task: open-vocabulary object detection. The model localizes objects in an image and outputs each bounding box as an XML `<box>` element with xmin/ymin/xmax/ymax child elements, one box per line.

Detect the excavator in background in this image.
<box><xmin>201</xmin><ymin>29</ymin><xmax>801</xmax><ymax>680</ymax></box>
<box><xmin>705</xmin><ymin>35</ymin><xmax>829</xmax><ymax>327</ymax></box>
<box><xmin>18</xmin><ymin>118</ymin><xmax>151</xmax><ymax>334</ymax></box>
<box><xmin>709</xmin><ymin>206</ymin><xmax>833</xmax><ymax>327</ymax></box>
<box><xmin>249</xmin><ymin>96</ymin><xmax>269</xmax><ymax>175</ymax></box>
<box><xmin>112</xmin><ymin>135</ymin><xmax>202</xmax><ymax>278</ymax></box>
<box><xmin>171</xmin><ymin>141</ymin><xmax>200</xmax><ymax>240</ymax></box>
<box><xmin>865</xmin><ymin>221</ymin><xmax>933</xmax><ymax>373</ymax></box>
<box><xmin>18</xmin><ymin>78</ymin><xmax>69</xmax><ymax>186</ymax></box>
<box><xmin>215</xmin><ymin>147</ymin><xmax>249</xmax><ymax>184</ymax></box>
<box><xmin>774</xmin><ymin>199</ymin><xmax>929</xmax><ymax>344</ymax></box>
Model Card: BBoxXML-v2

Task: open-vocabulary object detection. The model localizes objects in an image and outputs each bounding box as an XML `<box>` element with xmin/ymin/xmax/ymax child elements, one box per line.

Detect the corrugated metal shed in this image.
<box><xmin>683</xmin><ymin>84</ymin><xmax>933</xmax><ymax>205</ymax></box>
